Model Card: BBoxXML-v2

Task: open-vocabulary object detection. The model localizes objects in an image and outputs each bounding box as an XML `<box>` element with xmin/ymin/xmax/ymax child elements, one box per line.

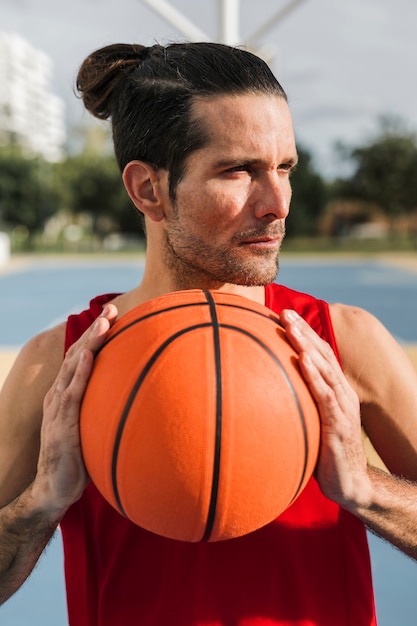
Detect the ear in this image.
<box><xmin>122</xmin><ymin>161</ymin><xmax>167</xmax><ymax>222</ymax></box>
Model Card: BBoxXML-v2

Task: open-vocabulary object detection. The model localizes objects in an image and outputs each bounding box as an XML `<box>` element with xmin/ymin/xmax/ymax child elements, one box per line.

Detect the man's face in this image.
<box><xmin>162</xmin><ymin>93</ymin><xmax>298</xmax><ymax>290</ymax></box>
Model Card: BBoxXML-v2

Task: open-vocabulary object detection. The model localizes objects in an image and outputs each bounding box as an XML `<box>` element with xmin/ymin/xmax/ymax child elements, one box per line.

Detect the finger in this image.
<box><xmin>38</xmin><ymin>349</ymin><xmax>93</xmax><ymax>515</ymax></box>
<box><xmin>69</xmin><ymin>303</ymin><xmax>118</xmax><ymax>355</ymax></box>
<box><xmin>63</xmin><ymin>348</ymin><xmax>95</xmax><ymax>405</ymax></box>
<box><xmin>280</xmin><ymin>309</ymin><xmax>327</xmax><ymax>354</ymax></box>
<box><xmin>280</xmin><ymin>309</ymin><xmax>345</xmax><ymax>383</ymax></box>
<box><xmin>298</xmin><ymin>352</ymin><xmax>340</xmax><ymax>410</ymax></box>
<box><xmin>53</xmin><ymin>304</ymin><xmax>118</xmax><ymax>394</ymax></box>
<box><xmin>298</xmin><ymin>351</ymin><xmax>360</xmax><ymax>434</ymax></box>
<box><xmin>44</xmin><ymin>348</ymin><xmax>94</xmax><ymax>415</ymax></box>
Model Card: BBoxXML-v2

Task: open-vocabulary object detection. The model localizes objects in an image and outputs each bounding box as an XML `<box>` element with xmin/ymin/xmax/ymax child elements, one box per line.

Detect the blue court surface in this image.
<box><xmin>0</xmin><ymin>254</ymin><xmax>417</xmax><ymax>625</ymax></box>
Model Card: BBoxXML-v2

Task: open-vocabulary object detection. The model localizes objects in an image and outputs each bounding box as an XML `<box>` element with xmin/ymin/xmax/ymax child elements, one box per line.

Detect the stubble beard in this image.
<box><xmin>163</xmin><ymin>223</ymin><xmax>285</xmax><ymax>290</ymax></box>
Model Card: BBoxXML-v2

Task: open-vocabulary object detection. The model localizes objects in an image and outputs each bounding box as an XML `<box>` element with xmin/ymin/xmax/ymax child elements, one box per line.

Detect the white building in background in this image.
<box><xmin>0</xmin><ymin>32</ymin><xmax>66</xmax><ymax>162</ymax></box>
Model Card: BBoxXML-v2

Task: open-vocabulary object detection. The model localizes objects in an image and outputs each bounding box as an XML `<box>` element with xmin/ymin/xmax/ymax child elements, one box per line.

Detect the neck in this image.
<box><xmin>139</xmin><ymin>263</ymin><xmax>267</xmax><ymax>304</ymax></box>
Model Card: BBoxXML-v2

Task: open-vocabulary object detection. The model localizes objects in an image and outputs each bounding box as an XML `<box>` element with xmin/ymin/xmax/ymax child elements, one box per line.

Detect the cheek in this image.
<box><xmin>206</xmin><ymin>186</ymin><xmax>248</xmax><ymax>223</ymax></box>
<box><xmin>175</xmin><ymin>181</ymin><xmax>248</xmax><ymax>232</ymax></box>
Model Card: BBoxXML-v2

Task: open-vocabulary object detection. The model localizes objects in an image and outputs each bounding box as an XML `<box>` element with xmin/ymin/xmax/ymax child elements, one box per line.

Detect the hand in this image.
<box><xmin>279</xmin><ymin>309</ymin><xmax>373</xmax><ymax>512</ymax></box>
<box><xmin>32</xmin><ymin>304</ymin><xmax>118</xmax><ymax>521</ymax></box>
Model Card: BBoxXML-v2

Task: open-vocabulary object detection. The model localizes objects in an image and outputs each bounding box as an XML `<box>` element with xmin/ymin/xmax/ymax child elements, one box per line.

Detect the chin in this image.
<box><xmin>229</xmin><ymin>269</ymin><xmax>278</xmax><ymax>287</ymax></box>
<box><xmin>231</xmin><ymin>260</ymin><xmax>279</xmax><ymax>287</ymax></box>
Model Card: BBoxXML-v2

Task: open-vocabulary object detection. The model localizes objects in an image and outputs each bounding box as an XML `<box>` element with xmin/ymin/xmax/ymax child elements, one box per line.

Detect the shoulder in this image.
<box><xmin>0</xmin><ymin>323</ymin><xmax>67</xmax><ymax>504</ymax></box>
<box><xmin>19</xmin><ymin>323</ymin><xmax>66</xmax><ymax>380</ymax></box>
<box><xmin>329</xmin><ymin>299</ymin><xmax>417</xmax><ymax>382</ymax></box>
<box><xmin>329</xmin><ymin>302</ymin><xmax>402</xmax><ymax>386</ymax></box>
<box><xmin>329</xmin><ymin>302</ymin><xmax>398</xmax><ymax>364</ymax></box>
<box><xmin>329</xmin><ymin>302</ymin><xmax>381</xmax><ymax>337</ymax></box>
<box><xmin>1</xmin><ymin>323</ymin><xmax>67</xmax><ymax>424</ymax></box>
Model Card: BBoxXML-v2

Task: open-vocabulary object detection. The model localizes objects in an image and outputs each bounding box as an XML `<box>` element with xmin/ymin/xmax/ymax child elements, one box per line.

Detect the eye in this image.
<box><xmin>222</xmin><ymin>164</ymin><xmax>255</xmax><ymax>178</ymax></box>
<box><xmin>279</xmin><ymin>162</ymin><xmax>296</xmax><ymax>173</ymax></box>
<box><xmin>279</xmin><ymin>161</ymin><xmax>298</xmax><ymax>176</ymax></box>
<box><xmin>227</xmin><ymin>164</ymin><xmax>252</xmax><ymax>173</ymax></box>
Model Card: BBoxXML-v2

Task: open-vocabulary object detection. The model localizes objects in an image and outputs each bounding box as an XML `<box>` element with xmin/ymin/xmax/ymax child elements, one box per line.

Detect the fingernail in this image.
<box><xmin>286</xmin><ymin>310</ymin><xmax>300</xmax><ymax>322</ymax></box>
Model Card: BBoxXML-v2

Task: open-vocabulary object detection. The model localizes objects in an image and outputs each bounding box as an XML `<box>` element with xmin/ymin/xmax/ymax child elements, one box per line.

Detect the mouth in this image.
<box><xmin>239</xmin><ymin>236</ymin><xmax>282</xmax><ymax>250</ymax></box>
<box><xmin>236</xmin><ymin>224</ymin><xmax>285</xmax><ymax>244</ymax></box>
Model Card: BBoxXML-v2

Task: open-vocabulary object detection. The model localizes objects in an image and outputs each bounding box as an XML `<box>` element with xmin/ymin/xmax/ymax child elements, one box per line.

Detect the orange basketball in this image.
<box><xmin>80</xmin><ymin>289</ymin><xmax>320</xmax><ymax>542</ymax></box>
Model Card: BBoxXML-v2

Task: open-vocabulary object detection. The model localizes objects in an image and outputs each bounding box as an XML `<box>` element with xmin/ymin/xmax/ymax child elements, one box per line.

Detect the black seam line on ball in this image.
<box><xmin>97</xmin><ymin>300</ymin><xmax>282</xmax><ymax>360</ymax></box>
<box><xmin>220</xmin><ymin>323</ymin><xmax>310</xmax><ymax>503</ymax></box>
<box><xmin>201</xmin><ymin>290</ymin><xmax>223</xmax><ymax>542</ymax></box>
<box><xmin>97</xmin><ymin>301</ymin><xmax>210</xmax><ymax>358</ymax></box>
<box><xmin>111</xmin><ymin>322</ymin><xmax>214</xmax><ymax>518</ymax></box>
<box><xmin>218</xmin><ymin>301</ymin><xmax>284</xmax><ymax>328</ymax></box>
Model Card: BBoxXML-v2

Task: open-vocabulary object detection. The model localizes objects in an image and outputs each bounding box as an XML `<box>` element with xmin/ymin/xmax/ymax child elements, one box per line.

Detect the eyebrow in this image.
<box><xmin>212</xmin><ymin>155</ymin><xmax>299</xmax><ymax>169</ymax></box>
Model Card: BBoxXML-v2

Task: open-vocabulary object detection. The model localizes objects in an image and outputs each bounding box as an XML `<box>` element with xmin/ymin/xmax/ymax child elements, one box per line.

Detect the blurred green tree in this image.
<box><xmin>57</xmin><ymin>153</ymin><xmax>144</xmax><ymax>240</ymax></box>
<box><xmin>334</xmin><ymin>116</ymin><xmax>417</xmax><ymax>218</ymax></box>
<box><xmin>286</xmin><ymin>145</ymin><xmax>327</xmax><ymax>237</ymax></box>
<box><xmin>0</xmin><ymin>146</ymin><xmax>59</xmax><ymax>244</ymax></box>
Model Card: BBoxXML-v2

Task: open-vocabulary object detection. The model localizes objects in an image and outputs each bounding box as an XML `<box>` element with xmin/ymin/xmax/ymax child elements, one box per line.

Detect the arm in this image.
<box><xmin>280</xmin><ymin>308</ymin><xmax>417</xmax><ymax>560</ymax></box>
<box><xmin>0</xmin><ymin>304</ymin><xmax>117</xmax><ymax>604</ymax></box>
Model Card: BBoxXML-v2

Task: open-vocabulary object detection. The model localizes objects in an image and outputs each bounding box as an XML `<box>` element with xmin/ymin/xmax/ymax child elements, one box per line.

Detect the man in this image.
<box><xmin>1</xmin><ymin>41</ymin><xmax>417</xmax><ymax>625</ymax></box>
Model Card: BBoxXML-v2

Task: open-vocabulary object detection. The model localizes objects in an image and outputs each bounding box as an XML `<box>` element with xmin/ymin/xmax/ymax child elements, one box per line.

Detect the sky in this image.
<box><xmin>2</xmin><ymin>0</ymin><xmax>417</xmax><ymax>177</ymax></box>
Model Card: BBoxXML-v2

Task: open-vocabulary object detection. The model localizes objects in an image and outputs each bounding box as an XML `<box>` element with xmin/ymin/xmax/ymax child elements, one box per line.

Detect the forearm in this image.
<box><xmin>0</xmin><ymin>484</ymin><xmax>59</xmax><ymax>605</ymax></box>
<box><xmin>350</xmin><ymin>466</ymin><xmax>417</xmax><ymax>561</ymax></box>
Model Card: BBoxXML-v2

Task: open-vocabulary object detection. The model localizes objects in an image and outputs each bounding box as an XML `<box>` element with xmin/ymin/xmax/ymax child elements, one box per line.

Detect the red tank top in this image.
<box><xmin>61</xmin><ymin>284</ymin><xmax>376</xmax><ymax>626</ymax></box>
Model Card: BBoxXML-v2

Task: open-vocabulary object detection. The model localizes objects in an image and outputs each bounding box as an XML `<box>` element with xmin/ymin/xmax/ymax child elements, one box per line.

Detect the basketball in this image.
<box><xmin>80</xmin><ymin>289</ymin><xmax>320</xmax><ymax>542</ymax></box>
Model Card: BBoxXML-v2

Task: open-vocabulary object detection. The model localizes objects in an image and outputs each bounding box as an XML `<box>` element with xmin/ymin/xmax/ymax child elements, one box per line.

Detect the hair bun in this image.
<box><xmin>76</xmin><ymin>43</ymin><xmax>146</xmax><ymax>120</ymax></box>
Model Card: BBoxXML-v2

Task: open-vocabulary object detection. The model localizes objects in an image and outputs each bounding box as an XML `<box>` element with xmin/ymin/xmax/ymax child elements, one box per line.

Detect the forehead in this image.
<box><xmin>191</xmin><ymin>93</ymin><xmax>296</xmax><ymax>157</ymax></box>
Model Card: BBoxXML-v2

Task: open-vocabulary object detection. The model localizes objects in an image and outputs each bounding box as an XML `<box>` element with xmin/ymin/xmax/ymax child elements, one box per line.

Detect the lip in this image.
<box><xmin>241</xmin><ymin>237</ymin><xmax>281</xmax><ymax>248</ymax></box>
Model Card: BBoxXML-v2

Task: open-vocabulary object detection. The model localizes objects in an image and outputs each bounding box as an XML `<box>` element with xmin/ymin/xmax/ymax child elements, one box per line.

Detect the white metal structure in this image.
<box><xmin>139</xmin><ymin>0</ymin><xmax>306</xmax><ymax>54</ymax></box>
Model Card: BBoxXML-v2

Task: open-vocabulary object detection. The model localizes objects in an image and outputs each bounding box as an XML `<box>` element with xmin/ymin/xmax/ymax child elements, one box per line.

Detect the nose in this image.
<box><xmin>253</xmin><ymin>172</ymin><xmax>291</xmax><ymax>220</ymax></box>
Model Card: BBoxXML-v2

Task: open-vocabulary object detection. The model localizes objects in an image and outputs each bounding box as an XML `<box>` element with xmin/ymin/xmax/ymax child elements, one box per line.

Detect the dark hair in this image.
<box><xmin>76</xmin><ymin>42</ymin><xmax>287</xmax><ymax>199</ymax></box>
